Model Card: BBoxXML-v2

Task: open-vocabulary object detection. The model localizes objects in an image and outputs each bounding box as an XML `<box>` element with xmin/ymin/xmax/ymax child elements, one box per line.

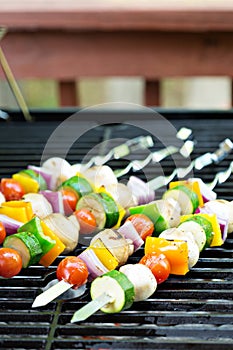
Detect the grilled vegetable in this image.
<box><xmin>60</xmin><ymin>189</ymin><xmax>78</xmax><ymax>215</ymax></box>
<box><xmin>178</xmin><ymin>220</ymin><xmax>206</xmax><ymax>251</ymax></box>
<box><xmin>23</xmin><ymin>193</ymin><xmax>53</xmax><ymax>219</ymax></box>
<box><xmin>90</xmin><ymin>238</ymin><xmax>119</xmax><ymax>270</ymax></box>
<box><xmin>126</xmin><ymin>213</ymin><xmax>154</xmax><ymax>240</ymax></box>
<box><xmin>43</xmin><ymin>213</ymin><xmax>79</xmax><ymax>253</ymax></box>
<box><xmin>145</xmin><ymin>236</ymin><xmax>189</xmax><ymax>275</ymax></box>
<box><xmin>0</xmin><ymin>201</ymin><xmax>33</xmax><ymax>223</ymax></box>
<box><xmin>0</xmin><ymin>222</ymin><xmax>6</xmax><ymax>244</ymax></box>
<box><xmin>139</xmin><ymin>252</ymin><xmax>170</xmax><ymax>284</ymax></box>
<box><xmin>78</xmin><ymin>248</ymin><xmax>109</xmax><ymax>280</ymax></box>
<box><xmin>56</xmin><ymin>256</ymin><xmax>88</xmax><ymax>289</ymax></box>
<box><xmin>12</xmin><ymin>173</ymin><xmax>39</xmax><ymax>193</ymax></box>
<box><xmin>90</xmin><ymin>229</ymin><xmax>134</xmax><ymax>266</ymax></box>
<box><xmin>60</xmin><ymin>175</ymin><xmax>93</xmax><ymax>199</ymax></box>
<box><xmin>163</xmin><ymin>185</ymin><xmax>199</xmax><ymax>215</ymax></box>
<box><xmin>0</xmin><ymin>247</ymin><xmax>22</xmax><ymax>278</ymax></box>
<box><xmin>180</xmin><ymin>214</ymin><xmax>214</xmax><ymax>248</ymax></box>
<box><xmin>40</xmin><ymin>190</ymin><xmax>65</xmax><ymax>215</ymax></box>
<box><xmin>3</xmin><ymin>231</ymin><xmax>43</xmax><ymax>267</ymax></box>
<box><xmin>42</xmin><ymin>157</ymin><xmax>72</xmax><ymax>190</ymax></box>
<box><xmin>117</xmin><ymin>221</ymin><xmax>144</xmax><ymax>251</ymax></box>
<box><xmin>74</xmin><ymin>208</ymin><xmax>97</xmax><ymax>234</ymax></box>
<box><xmin>90</xmin><ymin>270</ymin><xmax>135</xmax><ymax>313</ymax></box>
<box><xmin>0</xmin><ymin>214</ymin><xmax>23</xmax><ymax>235</ymax></box>
<box><xmin>0</xmin><ymin>178</ymin><xmax>25</xmax><ymax>201</ymax></box>
<box><xmin>129</xmin><ymin>198</ymin><xmax>181</xmax><ymax>235</ymax></box>
<box><xmin>76</xmin><ymin>192</ymin><xmax>120</xmax><ymax>230</ymax></box>
<box><xmin>17</xmin><ymin>217</ymin><xmax>56</xmax><ymax>255</ymax></box>
<box><xmin>159</xmin><ymin>228</ymin><xmax>200</xmax><ymax>268</ymax></box>
<box><xmin>119</xmin><ymin>264</ymin><xmax>157</xmax><ymax>301</ymax></box>
<box><xmin>39</xmin><ymin>221</ymin><xmax>65</xmax><ymax>267</ymax></box>
<box><xmin>19</xmin><ymin>169</ymin><xmax>47</xmax><ymax>191</ymax></box>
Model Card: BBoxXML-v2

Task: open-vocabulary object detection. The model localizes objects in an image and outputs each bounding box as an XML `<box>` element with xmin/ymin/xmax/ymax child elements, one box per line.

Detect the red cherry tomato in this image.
<box><xmin>74</xmin><ymin>208</ymin><xmax>97</xmax><ymax>234</ymax></box>
<box><xmin>61</xmin><ymin>189</ymin><xmax>79</xmax><ymax>215</ymax></box>
<box><xmin>0</xmin><ymin>248</ymin><xmax>23</xmax><ymax>278</ymax></box>
<box><xmin>56</xmin><ymin>256</ymin><xmax>88</xmax><ymax>288</ymax></box>
<box><xmin>139</xmin><ymin>252</ymin><xmax>170</xmax><ymax>284</ymax></box>
<box><xmin>0</xmin><ymin>178</ymin><xmax>25</xmax><ymax>201</ymax></box>
<box><xmin>126</xmin><ymin>214</ymin><xmax>154</xmax><ymax>240</ymax></box>
<box><xmin>0</xmin><ymin>222</ymin><xmax>6</xmax><ymax>244</ymax></box>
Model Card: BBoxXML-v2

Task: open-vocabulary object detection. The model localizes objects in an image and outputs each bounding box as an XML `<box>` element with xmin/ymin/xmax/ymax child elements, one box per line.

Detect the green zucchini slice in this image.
<box><xmin>90</xmin><ymin>270</ymin><xmax>135</xmax><ymax>313</ymax></box>
<box><xmin>4</xmin><ymin>231</ymin><xmax>43</xmax><ymax>267</ymax></box>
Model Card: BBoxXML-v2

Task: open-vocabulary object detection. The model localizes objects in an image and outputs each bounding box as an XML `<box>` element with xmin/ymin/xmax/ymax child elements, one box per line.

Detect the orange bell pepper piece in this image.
<box><xmin>145</xmin><ymin>236</ymin><xmax>189</xmax><ymax>275</ymax></box>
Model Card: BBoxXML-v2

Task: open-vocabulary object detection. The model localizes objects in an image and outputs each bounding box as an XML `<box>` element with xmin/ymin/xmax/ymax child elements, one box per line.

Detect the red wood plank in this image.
<box><xmin>58</xmin><ymin>81</ymin><xmax>78</xmax><ymax>106</ymax></box>
<box><xmin>145</xmin><ymin>80</ymin><xmax>160</xmax><ymax>106</ymax></box>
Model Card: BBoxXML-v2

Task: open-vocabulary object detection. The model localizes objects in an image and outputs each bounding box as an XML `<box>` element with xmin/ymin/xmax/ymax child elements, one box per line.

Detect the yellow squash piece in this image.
<box><xmin>0</xmin><ymin>201</ymin><xmax>33</xmax><ymax>223</ymax></box>
<box><xmin>145</xmin><ymin>236</ymin><xmax>189</xmax><ymax>275</ymax></box>
<box><xmin>13</xmin><ymin>173</ymin><xmax>39</xmax><ymax>193</ymax></box>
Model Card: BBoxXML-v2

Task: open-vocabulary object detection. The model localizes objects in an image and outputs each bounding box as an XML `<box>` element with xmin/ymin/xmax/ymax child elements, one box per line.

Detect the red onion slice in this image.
<box><xmin>40</xmin><ymin>190</ymin><xmax>64</xmax><ymax>215</ymax></box>
<box><xmin>78</xmin><ymin>248</ymin><xmax>109</xmax><ymax>281</ymax></box>
<box><xmin>118</xmin><ymin>221</ymin><xmax>144</xmax><ymax>251</ymax></box>
<box><xmin>0</xmin><ymin>214</ymin><xmax>23</xmax><ymax>235</ymax></box>
<box><xmin>127</xmin><ymin>176</ymin><xmax>155</xmax><ymax>205</ymax></box>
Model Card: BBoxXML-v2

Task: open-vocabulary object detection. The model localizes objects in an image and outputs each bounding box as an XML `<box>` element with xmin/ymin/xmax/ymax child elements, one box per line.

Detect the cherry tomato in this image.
<box><xmin>61</xmin><ymin>189</ymin><xmax>79</xmax><ymax>215</ymax></box>
<box><xmin>126</xmin><ymin>214</ymin><xmax>154</xmax><ymax>240</ymax></box>
<box><xmin>0</xmin><ymin>248</ymin><xmax>22</xmax><ymax>278</ymax></box>
<box><xmin>139</xmin><ymin>252</ymin><xmax>170</xmax><ymax>284</ymax></box>
<box><xmin>0</xmin><ymin>178</ymin><xmax>25</xmax><ymax>201</ymax></box>
<box><xmin>56</xmin><ymin>256</ymin><xmax>88</xmax><ymax>288</ymax></box>
<box><xmin>74</xmin><ymin>208</ymin><xmax>97</xmax><ymax>234</ymax></box>
<box><xmin>0</xmin><ymin>222</ymin><xmax>6</xmax><ymax>244</ymax></box>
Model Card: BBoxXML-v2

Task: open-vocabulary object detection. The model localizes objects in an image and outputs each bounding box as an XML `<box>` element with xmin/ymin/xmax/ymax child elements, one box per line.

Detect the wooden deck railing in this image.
<box><xmin>0</xmin><ymin>0</ymin><xmax>233</xmax><ymax>106</ymax></box>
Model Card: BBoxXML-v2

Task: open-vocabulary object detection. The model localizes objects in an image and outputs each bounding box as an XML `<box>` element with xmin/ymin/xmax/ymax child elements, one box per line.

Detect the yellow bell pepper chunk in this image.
<box><xmin>39</xmin><ymin>221</ymin><xmax>65</xmax><ymax>267</ymax></box>
<box><xmin>169</xmin><ymin>180</ymin><xmax>204</xmax><ymax>208</ymax></box>
<box><xmin>90</xmin><ymin>238</ymin><xmax>119</xmax><ymax>270</ymax></box>
<box><xmin>0</xmin><ymin>201</ymin><xmax>33</xmax><ymax>223</ymax></box>
<box><xmin>13</xmin><ymin>173</ymin><xmax>39</xmax><ymax>193</ymax></box>
<box><xmin>145</xmin><ymin>236</ymin><xmax>189</xmax><ymax>275</ymax></box>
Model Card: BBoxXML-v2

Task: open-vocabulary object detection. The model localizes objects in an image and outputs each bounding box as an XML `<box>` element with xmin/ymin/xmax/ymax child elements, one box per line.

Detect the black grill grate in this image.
<box><xmin>1</xmin><ymin>109</ymin><xmax>233</xmax><ymax>349</ymax></box>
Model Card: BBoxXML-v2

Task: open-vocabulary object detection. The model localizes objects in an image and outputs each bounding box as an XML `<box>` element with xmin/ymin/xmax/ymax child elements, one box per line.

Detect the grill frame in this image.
<box><xmin>0</xmin><ymin>108</ymin><xmax>233</xmax><ymax>349</ymax></box>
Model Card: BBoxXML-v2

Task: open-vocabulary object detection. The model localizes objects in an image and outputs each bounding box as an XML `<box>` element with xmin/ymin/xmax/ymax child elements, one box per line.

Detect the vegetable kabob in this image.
<box><xmin>48</xmin><ymin>178</ymin><xmax>233</xmax><ymax>321</ymax></box>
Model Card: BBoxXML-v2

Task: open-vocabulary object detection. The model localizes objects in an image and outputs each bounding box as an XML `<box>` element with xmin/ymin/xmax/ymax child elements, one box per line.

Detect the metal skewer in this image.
<box><xmin>148</xmin><ymin>138</ymin><xmax>233</xmax><ymax>191</ymax></box>
<box><xmin>114</xmin><ymin>128</ymin><xmax>194</xmax><ymax>178</ymax></box>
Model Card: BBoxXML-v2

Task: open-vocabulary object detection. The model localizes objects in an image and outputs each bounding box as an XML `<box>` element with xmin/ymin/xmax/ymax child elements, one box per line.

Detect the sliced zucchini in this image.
<box><xmin>163</xmin><ymin>185</ymin><xmax>199</xmax><ymax>214</ymax></box>
<box><xmin>178</xmin><ymin>221</ymin><xmax>206</xmax><ymax>252</ymax></box>
<box><xmin>60</xmin><ymin>175</ymin><xmax>93</xmax><ymax>198</ymax></box>
<box><xmin>183</xmin><ymin>215</ymin><xmax>214</xmax><ymax>248</ymax></box>
<box><xmin>3</xmin><ymin>231</ymin><xmax>43</xmax><ymax>267</ymax></box>
<box><xmin>76</xmin><ymin>192</ymin><xmax>119</xmax><ymax>230</ymax></box>
<box><xmin>19</xmin><ymin>169</ymin><xmax>47</xmax><ymax>191</ymax></box>
<box><xmin>90</xmin><ymin>270</ymin><xmax>135</xmax><ymax>313</ymax></box>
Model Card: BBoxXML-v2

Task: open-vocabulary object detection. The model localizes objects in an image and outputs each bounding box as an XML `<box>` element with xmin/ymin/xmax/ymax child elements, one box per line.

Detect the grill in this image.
<box><xmin>1</xmin><ymin>109</ymin><xmax>233</xmax><ymax>349</ymax></box>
